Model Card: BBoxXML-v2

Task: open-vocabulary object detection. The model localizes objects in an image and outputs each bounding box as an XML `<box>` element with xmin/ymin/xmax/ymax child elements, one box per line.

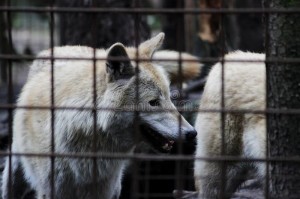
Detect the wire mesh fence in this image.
<box><xmin>0</xmin><ymin>0</ymin><xmax>299</xmax><ymax>199</ymax></box>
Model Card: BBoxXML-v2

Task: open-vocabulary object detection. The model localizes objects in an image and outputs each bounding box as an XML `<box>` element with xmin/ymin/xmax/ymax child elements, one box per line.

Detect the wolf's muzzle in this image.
<box><xmin>185</xmin><ymin>130</ymin><xmax>197</xmax><ymax>141</ymax></box>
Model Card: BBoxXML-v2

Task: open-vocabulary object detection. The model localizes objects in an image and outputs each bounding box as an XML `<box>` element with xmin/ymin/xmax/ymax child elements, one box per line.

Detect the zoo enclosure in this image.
<box><xmin>0</xmin><ymin>0</ymin><xmax>300</xmax><ymax>199</ymax></box>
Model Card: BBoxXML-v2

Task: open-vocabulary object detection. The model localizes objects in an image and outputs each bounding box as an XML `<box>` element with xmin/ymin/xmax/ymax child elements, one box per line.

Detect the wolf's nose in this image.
<box><xmin>185</xmin><ymin>130</ymin><xmax>197</xmax><ymax>140</ymax></box>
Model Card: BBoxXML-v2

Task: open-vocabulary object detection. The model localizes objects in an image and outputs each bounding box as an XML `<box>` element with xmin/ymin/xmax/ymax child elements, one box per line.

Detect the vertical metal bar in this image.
<box><xmin>263</xmin><ymin>1</ymin><xmax>270</xmax><ymax>198</ymax></box>
<box><xmin>175</xmin><ymin>0</ymin><xmax>184</xmax><ymax>196</ymax></box>
<box><xmin>175</xmin><ymin>0</ymin><xmax>184</xmax><ymax>155</ymax></box>
<box><xmin>5</xmin><ymin>0</ymin><xmax>13</xmax><ymax>198</ymax></box>
<box><xmin>220</xmin><ymin>0</ymin><xmax>227</xmax><ymax>198</ymax></box>
<box><xmin>91</xmin><ymin>1</ymin><xmax>98</xmax><ymax>198</ymax></box>
<box><xmin>144</xmin><ymin>161</ymin><xmax>150</xmax><ymax>199</ymax></box>
<box><xmin>49</xmin><ymin>1</ymin><xmax>55</xmax><ymax>199</ymax></box>
<box><xmin>132</xmin><ymin>0</ymin><xmax>141</xmax><ymax>198</ymax></box>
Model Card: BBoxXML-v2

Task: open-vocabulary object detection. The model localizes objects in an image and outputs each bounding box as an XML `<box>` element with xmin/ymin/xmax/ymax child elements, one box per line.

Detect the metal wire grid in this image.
<box><xmin>0</xmin><ymin>1</ymin><xmax>299</xmax><ymax>199</ymax></box>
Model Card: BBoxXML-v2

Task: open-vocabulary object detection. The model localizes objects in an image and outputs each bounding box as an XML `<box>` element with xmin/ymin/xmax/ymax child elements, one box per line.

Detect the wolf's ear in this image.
<box><xmin>106</xmin><ymin>43</ymin><xmax>134</xmax><ymax>82</ymax></box>
<box><xmin>139</xmin><ymin>32</ymin><xmax>165</xmax><ymax>58</ymax></box>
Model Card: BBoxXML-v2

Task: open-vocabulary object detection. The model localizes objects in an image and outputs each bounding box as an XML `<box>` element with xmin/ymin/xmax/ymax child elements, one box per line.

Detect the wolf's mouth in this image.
<box><xmin>140</xmin><ymin>124</ymin><xmax>174</xmax><ymax>153</ymax></box>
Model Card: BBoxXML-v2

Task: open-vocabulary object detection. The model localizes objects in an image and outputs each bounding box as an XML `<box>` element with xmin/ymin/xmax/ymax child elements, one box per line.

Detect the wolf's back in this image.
<box><xmin>28</xmin><ymin>46</ymin><xmax>106</xmax><ymax>79</ymax></box>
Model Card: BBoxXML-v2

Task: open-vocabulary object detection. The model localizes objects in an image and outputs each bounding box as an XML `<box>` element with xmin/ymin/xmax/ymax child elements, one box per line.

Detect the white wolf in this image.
<box><xmin>194</xmin><ymin>51</ymin><xmax>266</xmax><ymax>199</ymax></box>
<box><xmin>2</xmin><ymin>33</ymin><xmax>201</xmax><ymax>199</ymax></box>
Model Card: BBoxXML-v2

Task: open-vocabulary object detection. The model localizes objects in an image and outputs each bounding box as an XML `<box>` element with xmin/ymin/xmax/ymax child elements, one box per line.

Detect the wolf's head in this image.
<box><xmin>102</xmin><ymin>33</ymin><xmax>197</xmax><ymax>152</ymax></box>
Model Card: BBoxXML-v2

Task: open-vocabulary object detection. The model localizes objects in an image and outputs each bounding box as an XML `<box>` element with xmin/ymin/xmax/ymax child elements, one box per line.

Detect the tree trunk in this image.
<box><xmin>266</xmin><ymin>0</ymin><xmax>300</xmax><ymax>198</ymax></box>
<box><xmin>58</xmin><ymin>0</ymin><xmax>150</xmax><ymax>48</ymax></box>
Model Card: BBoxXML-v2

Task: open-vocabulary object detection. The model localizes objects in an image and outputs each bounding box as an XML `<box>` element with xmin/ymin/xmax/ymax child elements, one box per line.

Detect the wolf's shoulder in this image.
<box><xmin>224</xmin><ymin>51</ymin><xmax>265</xmax><ymax>61</ymax></box>
<box><xmin>223</xmin><ymin>51</ymin><xmax>266</xmax><ymax>76</ymax></box>
<box><xmin>208</xmin><ymin>51</ymin><xmax>266</xmax><ymax>80</ymax></box>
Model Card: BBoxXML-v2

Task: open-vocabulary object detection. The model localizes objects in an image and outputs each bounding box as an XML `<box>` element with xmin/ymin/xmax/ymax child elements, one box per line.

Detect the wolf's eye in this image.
<box><xmin>149</xmin><ymin>99</ymin><xmax>160</xmax><ymax>107</ymax></box>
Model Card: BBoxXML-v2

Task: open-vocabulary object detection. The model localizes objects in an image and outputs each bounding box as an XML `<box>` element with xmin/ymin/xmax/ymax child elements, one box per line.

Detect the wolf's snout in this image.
<box><xmin>185</xmin><ymin>130</ymin><xmax>197</xmax><ymax>141</ymax></box>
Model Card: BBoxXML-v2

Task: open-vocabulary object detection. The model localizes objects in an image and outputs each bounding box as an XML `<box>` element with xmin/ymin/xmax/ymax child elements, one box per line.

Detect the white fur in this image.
<box><xmin>194</xmin><ymin>51</ymin><xmax>266</xmax><ymax>199</ymax></box>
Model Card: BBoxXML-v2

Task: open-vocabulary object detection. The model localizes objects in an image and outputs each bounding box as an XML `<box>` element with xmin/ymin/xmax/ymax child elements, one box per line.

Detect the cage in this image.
<box><xmin>0</xmin><ymin>0</ymin><xmax>300</xmax><ymax>199</ymax></box>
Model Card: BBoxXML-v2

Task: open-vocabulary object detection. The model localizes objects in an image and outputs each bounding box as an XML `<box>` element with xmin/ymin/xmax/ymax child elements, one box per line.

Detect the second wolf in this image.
<box><xmin>194</xmin><ymin>51</ymin><xmax>266</xmax><ymax>199</ymax></box>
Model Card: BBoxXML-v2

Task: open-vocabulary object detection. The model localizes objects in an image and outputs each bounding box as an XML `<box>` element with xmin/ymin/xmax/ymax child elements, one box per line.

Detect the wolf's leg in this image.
<box><xmin>224</xmin><ymin>164</ymin><xmax>249</xmax><ymax>197</ymax></box>
<box><xmin>36</xmin><ymin>192</ymin><xmax>49</xmax><ymax>199</ymax></box>
<box><xmin>195</xmin><ymin>119</ymin><xmax>248</xmax><ymax>198</ymax></box>
<box><xmin>195</xmin><ymin>158</ymin><xmax>223</xmax><ymax>199</ymax></box>
<box><xmin>19</xmin><ymin>157</ymin><xmax>51</xmax><ymax>199</ymax></box>
<box><xmin>34</xmin><ymin>175</ymin><xmax>50</xmax><ymax>199</ymax></box>
<box><xmin>112</xmin><ymin>181</ymin><xmax>121</xmax><ymax>199</ymax></box>
<box><xmin>196</xmin><ymin>161</ymin><xmax>248</xmax><ymax>199</ymax></box>
<box><xmin>194</xmin><ymin>113</ymin><xmax>222</xmax><ymax>199</ymax></box>
<box><xmin>2</xmin><ymin>157</ymin><xmax>34</xmax><ymax>199</ymax></box>
<box><xmin>243</xmin><ymin>117</ymin><xmax>266</xmax><ymax>182</ymax></box>
<box><xmin>35</xmin><ymin>178</ymin><xmax>51</xmax><ymax>199</ymax></box>
<box><xmin>2</xmin><ymin>156</ymin><xmax>16</xmax><ymax>199</ymax></box>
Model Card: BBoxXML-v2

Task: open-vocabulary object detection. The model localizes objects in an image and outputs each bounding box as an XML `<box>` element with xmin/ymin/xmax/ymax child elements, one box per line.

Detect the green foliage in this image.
<box><xmin>282</xmin><ymin>0</ymin><xmax>300</xmax><ymax>7</ymax></box>
<box><xmin>147</xmin><ymin>16</ymin><xmax>162</xmax><ymax>31</ymax></box>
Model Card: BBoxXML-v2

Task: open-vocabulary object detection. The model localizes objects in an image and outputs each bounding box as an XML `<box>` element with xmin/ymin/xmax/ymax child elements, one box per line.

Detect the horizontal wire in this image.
<box><xmin>0</xmin><ymin>7</ymin><xmax>299</xmax><ymax>14</ymax></box>
<box><xmin>0</xmin><ymin>151</ymin><xmax>300</xmax><ymax>163</ymax></box>
<box><xmin>1</xmin><ymin>54</ymin><xmax>300</xmax><ymax>64</ymax></box>
<box><xmin>0</xmin><ymin>104</ymin><xmax>300</xmax><ymax>114</ymax></box>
